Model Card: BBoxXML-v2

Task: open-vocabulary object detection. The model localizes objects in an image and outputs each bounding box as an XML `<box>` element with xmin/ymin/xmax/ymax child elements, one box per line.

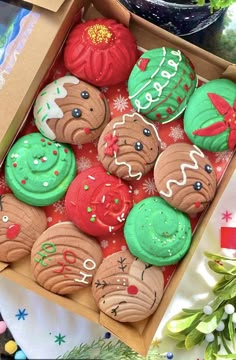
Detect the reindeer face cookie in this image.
<box><xmin>0</xmin><ymin>193</ymin><xmax>47</xmax><ymax>262</ymax></box>
<box><xmin>97</xmin><ymin>112</ymin><xmax>161</xmax><ymax>180</ymax></box>
<box><xmin>34</xmin><ymin>76</ymin><xmax>110</xmax><ymax>145</ymax></box>
<box><xmin>92</xmin><ymin>250</ymin><xmax>164</xmax><ymax>322</ymax></box>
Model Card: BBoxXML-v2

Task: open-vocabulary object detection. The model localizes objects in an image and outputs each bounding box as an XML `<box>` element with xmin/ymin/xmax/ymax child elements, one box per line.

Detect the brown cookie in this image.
<box><xmin>154</xmin><ymin>142</ymin><xmax>217</xmax><ymax>215</ymax></box>
<box><xmin>97</xmin><ymin>112</ymin><xmax>161</xmax><ymax>180</ymax></box>
<box><xmin>92</xmin><ymin>250</ymin><xmax>164</xmax><ymax>322</ymax></box>
<box><xmin>0</xmin><ymin>193</ymin><xmax>47</xmax><ymax>262</ymax></box>
<box><xmin>34</xmin><ymin>75</ymin><xmax>110</xmax><ymax>145</ymax></box>
<box><xmin>31</xmin><ymin>222</ymin><xmax>103</xmax><ymax>295</ymax></box>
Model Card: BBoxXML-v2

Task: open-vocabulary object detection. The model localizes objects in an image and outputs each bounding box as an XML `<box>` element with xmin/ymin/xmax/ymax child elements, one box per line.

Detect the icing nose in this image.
<box><xmin>6</xmin><ymin>224</ymin><xmax>21</xmax><ymax>239</ymax></box>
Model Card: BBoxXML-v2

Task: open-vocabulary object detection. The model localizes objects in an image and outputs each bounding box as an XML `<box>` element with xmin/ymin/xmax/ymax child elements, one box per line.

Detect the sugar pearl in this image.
<box><xmin>205</xmin><ymin>333</ymin><xmax>214</xmax><ymax>343</ymax></box>
<box><xmin>216</xmin><ymin>321</ymin><xmax>225</xmax><ymax>331</ymax></box>
<box><xmin>224</xmin><ymin>304</ymin><xmax>235</xmax><ymax>315</ymax></box>
<box><xmin>203</xmin><ymin>305</ymin><xmax>213</xmax><ymax>315</ymax></box>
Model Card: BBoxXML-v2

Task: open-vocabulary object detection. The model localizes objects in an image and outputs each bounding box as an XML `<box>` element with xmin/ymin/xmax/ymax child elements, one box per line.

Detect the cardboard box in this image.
<box><xmin>1</xmin><ymin>0</ymin><xmax>236</xmax><ymax>355</ymax></box>
<box><xmin>0</xmin><ymin>0</ymin><xmax>82</xmax><ymax>167</ymax></box>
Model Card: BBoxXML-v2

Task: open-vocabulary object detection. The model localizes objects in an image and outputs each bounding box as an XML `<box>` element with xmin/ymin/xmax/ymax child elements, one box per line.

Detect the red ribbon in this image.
<box><xmin>221</xmin><ymin>227</ymin><xmax>236</xmax><ymax>250</ymax></box>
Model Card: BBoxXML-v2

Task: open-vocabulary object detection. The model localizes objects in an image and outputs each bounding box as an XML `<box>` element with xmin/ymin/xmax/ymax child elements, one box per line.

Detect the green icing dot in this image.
<box><xmin>90</xmin><ymin>217</ymin><xmax>96</xmax><ymax>222</ymax></box>
<box><xmin>84</xmin><ymin>185</ymin><xmax>89</xmax><ymax>190</ymax></box>
<box><xmin>87</xmin><ymin>207</ymin><xmax>92</xmax><ymax>212</ymax></box>
<box><xmin>114</xmin><ymin>199</ymin><xmax>119</xmax><ymax>204</ymax></box>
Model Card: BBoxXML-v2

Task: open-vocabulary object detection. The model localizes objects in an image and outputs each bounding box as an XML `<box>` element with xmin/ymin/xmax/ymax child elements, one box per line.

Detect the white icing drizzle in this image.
<box><xmin>34</xmin><ymin>76</ymin><xmax>80</xmax><ymax>140</ymax></box>
<box><xmin>159</xmin><ymin>145</ymin><xmax>205</xmax><ymax>198</ymax></box>
<box><xmin>129</xmin><ymin>48</ymin><xmax>182</xmax><ymax>112</ymax></box>
<box><xmin>106</xmin><ymin>112</ymin><xmax>161</xmax><ymax>180</ymax></box>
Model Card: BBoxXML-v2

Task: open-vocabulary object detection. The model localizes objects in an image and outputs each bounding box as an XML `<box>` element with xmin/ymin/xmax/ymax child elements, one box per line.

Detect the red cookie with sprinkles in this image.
<box><xmin>31</xmin><ymin>222</ymin><xmax>103</xmax><ymax>295</ymax></box>
<box><xmin>63</xmin><ymin>18</ymin><xmax>139</xmax><ymax>87</ymax></box>
<box><xmin>65</xmin><ymin>165</ymin><xmax>134</xmax><ymax>236</ymax></box>
<box><xmin>92</xmin><ymin>250</ymin><xmax>164</xmax><ymax>322</ymax></box>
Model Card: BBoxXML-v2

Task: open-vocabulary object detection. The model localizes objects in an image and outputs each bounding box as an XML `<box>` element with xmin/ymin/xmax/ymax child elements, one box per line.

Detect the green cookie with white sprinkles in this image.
<box><xmin>5</xmin><ymin>132</ymin><xmax>76</xmax><ymax>206</ymax></box>
<box><xmin>128</xmin><ymin>47</ymin><xmax>197</xmax><ymax>123</ymax></box>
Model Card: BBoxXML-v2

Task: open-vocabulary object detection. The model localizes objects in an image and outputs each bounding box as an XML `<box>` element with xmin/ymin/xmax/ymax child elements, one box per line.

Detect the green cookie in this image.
<box><xmin>124</xmin><ymin>196</ymin><xmax>192</xmax><ymax>266</ymax></box>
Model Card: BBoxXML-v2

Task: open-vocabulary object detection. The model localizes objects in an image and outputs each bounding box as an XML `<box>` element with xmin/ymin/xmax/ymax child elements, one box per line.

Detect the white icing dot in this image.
<box><xmin>34</xmin><ymin>160</ymin><xmax>39</xmax><ymax>165</ymax></box>
<box><xmin>43</xmin><ymin>157</ymin><xmax>47</xmax><ymax>161</ymax></box>
<box><xmin>43</xmin><ymin>182</ymin><xmax>49</xmax><ymax>187</ymax></box>
<box><xmin>23</xmin><ymin>140</ymin><xmax>29</xmax><ymax>144</ymax></box>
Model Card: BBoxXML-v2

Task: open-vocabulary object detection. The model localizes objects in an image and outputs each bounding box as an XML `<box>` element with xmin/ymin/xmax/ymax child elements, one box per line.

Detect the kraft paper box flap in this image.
<box><xmin>24</xmin><ymin>0</ymin><xmax>67</xmax><ymax>12</ymax></box>
<box><xmin>0</xmin><ymin>262</ymin><xmax>9</xmax><ymax>273</ymax></box>
<box><xmin>221</xmin><ymin>64</ymin><xmax>236</xmax><ymax>82</ymax></box>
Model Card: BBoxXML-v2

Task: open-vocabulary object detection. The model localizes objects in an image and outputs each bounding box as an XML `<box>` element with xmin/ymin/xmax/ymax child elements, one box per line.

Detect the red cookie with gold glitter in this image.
<box><xmin>65</xmin><ymin>165</ymin><xmax>133</xmax><ymax>236</ymax></box>
<box><xmin>154</xmin><ymin>143</ymin><xmax>217</xmax><ymax>215</ymax></box>
<box><xmin>63</xmin><ymin>18</ymin><xmax>139</xmax><ymax>87</ymax></box>
<box><xmin>0</xmin><ymin>193</ymin><xmax>47</xmax><ymax>263</ymax></box>
<box><xmin>31</xmin><ymin>222</ymin><xmax>103</xmax><ymax>295</ymax></box>
<box><xmin>92</xmin><ymin>250</ymin><xmax>164</xmax><ymax>322</ymax></box>
<box><xmin>128</xmin><ymin>47</ymin><xmax>197</xmax><ymax>123</ymax></box>
<box><xmin>97</xmin><ymin>112</ymin><xmax>161</xmax><ymax>180</ymax></box>
<box><xmin>34</xmin><ymin>76</ymin><xmax>110</xmax><ymax>145</ymax></box>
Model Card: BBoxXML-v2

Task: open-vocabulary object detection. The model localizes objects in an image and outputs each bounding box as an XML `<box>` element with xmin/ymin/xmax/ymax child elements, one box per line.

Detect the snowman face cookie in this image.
<box><xmin>34</xmin><ymin>76</ymin><xmax>110</xmax><ymax>145</ymax></box>
<box><xmin>97</xmin><ymin>112</ymin><xmax>161</xmax><ymax>180</ymax></box>
<box><xmin>92</xmin><ymin>250</ymin><xmax>164</xmax><ymax>322</ymax></box>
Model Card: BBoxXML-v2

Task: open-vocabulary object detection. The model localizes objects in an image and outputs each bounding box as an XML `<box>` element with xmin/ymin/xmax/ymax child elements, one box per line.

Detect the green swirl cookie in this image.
<box><xmin>124</xmin><ymin>196</ymin><xmax>192</xmax><ymax>266</ymax></box>
<box><xmin>5</xmin><ymin>132</ymin><xmax>76</xmax><ymax>206</ymax></box>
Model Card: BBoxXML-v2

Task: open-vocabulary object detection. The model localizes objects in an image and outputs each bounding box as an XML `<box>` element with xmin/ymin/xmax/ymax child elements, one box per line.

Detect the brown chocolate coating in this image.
<box><xmin>0</xmin><ymin>193</ymin><xmax>47</xmax><ymax>262</ymax></box>
<box><xmin>31</xmin><ymin>222</ymin><xmax>103</xmax><ymax>295</ymax></box>
<box><xmin>97</xmin><ymin>112</ymin><xmax>161</xmax><ymax>180</ymax></box>
<box><xmin>92</xmin><ymin>250</ymin><xmax>164</xmax><ymax>322</ymax></box>
<box><xmin>154</xmin><ymin>143</ymin><xmax>217</xmax><ymax>215</ymax></box>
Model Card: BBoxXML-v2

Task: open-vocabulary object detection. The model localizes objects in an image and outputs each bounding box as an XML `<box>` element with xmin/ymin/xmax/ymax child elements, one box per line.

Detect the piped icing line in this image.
<box><xmin>114</xmin><ymin>153</ymin><xmax>142</xmax><ymax>180</ymax></box>
<box><xmin>34</xmin><ymin>76</ymin><xmax>80</xmax><ymax>140</ymax></box>
<box><xmin>129</xmin><ymin>48</ymin><xmax>182</xmax><ymax>112</ymax></box>
<box><xmin>158</xmin><ymin>145</ymin><xmax>205</xmax><ymax>198</ymax></box>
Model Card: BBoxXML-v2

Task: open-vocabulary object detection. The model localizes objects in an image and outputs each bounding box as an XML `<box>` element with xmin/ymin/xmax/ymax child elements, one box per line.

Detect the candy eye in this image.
<box><xmin>193</xmin><ymin>181</ymin><xmax>202</xmax><ymax>191</ymax></box>
<box><xmin>2</xmin><ymin>215</ymin><xmax>8</xmax><ymax>223</ymax></box>
<box><xmin>134</xmin><ymin>141</ymin><xmax>143</xmax><ymax>151</ymax></box>
<box><xmin>205</xmin><ymin>164</ymin><xmax>212</xmax><ymax>173</ymax></box>
<box><xmin>72</xmin><ymin>108</ymin><xmax>81</xmax><ymax>118</ymax></box>
<box><xmin>81</xmin><ymin>91</ymin><xmax>89</xmax><ymax>99</ymax></box>
<box><xmin>143</xmin><ymin>128</ymin><xmax>151</xmax><ymax>137</ymax></box>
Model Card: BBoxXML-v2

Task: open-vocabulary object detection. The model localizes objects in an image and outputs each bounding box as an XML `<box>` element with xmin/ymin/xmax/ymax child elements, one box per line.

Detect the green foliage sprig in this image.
<box><xmin>166</xmin><ymin>252</ymin><xmax>236</xmax><ymax>359</ymax></box>
<box><xmin>196</xmin><ymin>0</ymin><xmax>236</xmax><ymax>11</ymax></box>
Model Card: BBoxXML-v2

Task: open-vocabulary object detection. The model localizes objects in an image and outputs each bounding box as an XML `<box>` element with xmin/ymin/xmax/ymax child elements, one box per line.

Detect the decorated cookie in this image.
<box><xmin>0</xmin><ymin>193</ymin><xmax>47</xmax><ymax>263</ymax></box>
<box><xmin>154</xmin><ymin>143</ymin><xmax>217</xmax><ymax>215</ymax></box>
<box><xmin>124</xmin><ymin>197</ymin><xmax>192</xmax><ymax>266</ymax></box>
<box><xmin>63</xmin><ymin>18</ymin><xmax>139</xmax><ymax>87</ymax></box>
<box><xmin>92</xmin><ymin>250</ymin><xmax>164</xmax><ymax>322</ymax></box>
<box><xmin>183</xmin><ymin>78</ymin><xmax>236</xmax><ymax>152</ymax></box>
<box><xmin>31</xmin><ymin>222</ymin><xmax>103</xmax><ymax>295</ymax></box>
<box><xmin>97</xmin><ymin>112</ymin><xmax>161</xmax><ymax>180</ymax></box>
<box><xmin>4</xmin><ymin>133</ymin><xmax>76</xmax><ymax>206</ymax></box>
<box><xmin>128</xmin><ymin>47</ymin><xmax>197</xmax><ymax>123</ymax></box>
<box><xmin>34</xmin><ymin>76</ymin><xmax>110</xmax><ymax>145</ymax></box>
<box><xmin>65</xmin><ymin>165</ymin><xmax>133</xmax><ymax>236</ymax></box>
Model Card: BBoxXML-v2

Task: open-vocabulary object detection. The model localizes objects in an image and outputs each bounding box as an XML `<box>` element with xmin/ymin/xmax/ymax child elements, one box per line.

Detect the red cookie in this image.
<box><xmin>65</xmin><ymin>165</ymin><xmax>133</xmax><ymax>236</ymax></box>
<box><xmin>31</xmin><ymin>222</ymin><xmax>103</xmax><ymax>295</ymax></box>
<box><xmin>0</xmin><ymin>193</ymin><xmax>47</xmax><ymax>263</ymax></box>
<box><xmin>63</xmin><ymin>18</ymin><xmax>139</xmax><ymax>87</ymax></box>
<box><xmin>92</xmin><ymin>250</ymin><xmax>164</xmax><ymax>322</ymax></box>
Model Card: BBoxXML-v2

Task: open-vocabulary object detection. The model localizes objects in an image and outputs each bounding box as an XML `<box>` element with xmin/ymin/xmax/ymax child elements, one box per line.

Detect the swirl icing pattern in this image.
<box><xmin>65</xmin><ymin>165</ymin><xmax>133</xmax><ymax>236</ymax></box>
<box><xmin>124</xmin><ymin>197</ymin><xmax>192</xmax><ymax>266</ymax></box>
<box><xmin>4</xmin><ymin>133</ymin><xmax>76</xmax><ymax>206</ymax></box>
<box><xmin>128</xmin><ymin>47</ymin><xmax>197</xmax><ymax>123</ymax></box>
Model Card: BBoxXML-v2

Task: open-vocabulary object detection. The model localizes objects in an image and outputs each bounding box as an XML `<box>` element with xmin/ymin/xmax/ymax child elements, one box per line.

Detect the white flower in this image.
<box><xmin>113</xmin><ymin>95</ymin><xmax>129</xmax><ymax>112</ymax></box>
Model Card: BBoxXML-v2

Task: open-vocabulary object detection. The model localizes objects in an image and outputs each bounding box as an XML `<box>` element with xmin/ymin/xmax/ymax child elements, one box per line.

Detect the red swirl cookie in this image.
<box><xmin>34</xmin><ymin>76</ymin><xmax>110</xmax><ymax>145</ymax></box>
<box><xmin>92</xmin><ymin>250</ymin><xmax>164</xmax><ymax>322</ymax></box>
<box><xmin>65</xmin><ymin>165</ymin><xmax>133</xmax><ymax>236</ymax></box>
<box><xmin>0</xmin><ymin>193</ymin><xmax>47</xmax><ymax>262</ymax></box>
<box><xmin>31</xmin><ymin>222</ymin><xmax>103</xmax><ymax>295</ymax></box>
<box><xmin>63</xmin><ymin>18</ymin><xmax>139</xmax><ymax>87</ymax></box>
<box><xmin>97</xmin><ymin>112</ymin><xmax>161</xmax><ymax>180</ymax></box>
<box><xmin>154</xmin><ymin>143</ymin><xmax>217</xmax><ymax>215</ymax></box>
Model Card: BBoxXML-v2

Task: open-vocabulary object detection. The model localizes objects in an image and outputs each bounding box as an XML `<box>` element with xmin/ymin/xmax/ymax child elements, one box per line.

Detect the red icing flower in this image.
<box><xmin>136</xmin><ymin>58</ymin><xmax>150</xmax><ymax>71</ymax></box>
<box><xmin>193</xmin><ymin>93</ymin><xmax>236</xmax><ymax>150</ymax></box>
<box><xmin>104</xmin><ymin>133</ymin><xmax>119</xmax><ymax>156</ymax></box>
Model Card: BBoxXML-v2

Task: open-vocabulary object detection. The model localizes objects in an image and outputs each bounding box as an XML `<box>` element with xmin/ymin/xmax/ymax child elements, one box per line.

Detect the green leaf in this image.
<box><xmin>228</xmin><ymin>314</ymin><xmax>235</xmax><ymax>351</ymax></box>
<box><xmin>167</xmin><ymin>312</ymin><xmax>202</xmax><ymax>333</ymax></box>
<box><xmin>204</xmin><ymin>337</ymin><xmax>218</xmax><ymax>360</ymax></box>
<box><xmin>185</xmin><ymin>328</ymin><xmax>205</xmax><ymax>350</ymax></box>
<box><xmin>214</xmin><ymin>276</ymin><xmax>234</xmax><ymax>294</ymax></box>
<box><xmin>196</xmin><ymin>308</ymin><xmax>224</xmax><ymax>334</ymax></box>
<box><xmin>204</xmin><ymin>252</ymin><xmax>236</xmax><ymax>262</ymax></box>
<box><xmin>215</xmin><ymin>354</ymin><xmax>236</xmax><ymax>359</ymax></box>
<box><xmin>208</xmin><ymin>261</ymin><xmax>234</xmax><ymax>275</ymax></box>
<box><xmin>182</xmin><ymin>308</ymin><xmax>203</xmax><ymax>314</ymax></box>
<box><xmin>175</xmin><ymin>340</ymin><xmax>186</xmax><ymax>349</ymax></box>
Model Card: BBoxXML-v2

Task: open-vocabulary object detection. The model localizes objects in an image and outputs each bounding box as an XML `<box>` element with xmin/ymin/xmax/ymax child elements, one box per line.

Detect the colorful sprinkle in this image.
<box><xmin>54</xmin><ymin>170</ymin><xmax>59</xmax><ymax>175</ymax></box>
<box><xmin>53</xmin><ymin>150</ymin><xmax>58</xmax><ymax>155</ymax></box>
<box><xmin>87</xmin><ymin>207</ymin><xmax>92</xmax><ymax>212</ymax></box>
<box><xmin>21</xmin><ymin>180</ymin><xmax>26</xmax><ymax>184</ymax></box>
<box><xmin>84</xmin><ymin>185</ymin><xmax>89</xmax><ymax>190</ymax></box>
<box><xmin>114</xmin><ymin>199</ymin><xmax>119</xmax><ymax>204</ymax></box>
<box><xmin>0</xmin><ymin>320</ymin><xmax>7</xmax><ymax>334</ymax></box>
<box><xmin>14</xmin><ymin>350</ymin><xmax>27</xmax><ymax>360</ymax></box>
<box><xmin>90</xmin><ymin>216</ymin><xmax>96</xmax><ymax>222</ymax></box>
<box><xmin>5</xmin><ymin>340</ymin><xmax>17</xmax><ymax>354</ymax></box>
<box><xmin>13</xmin><ymin>162</ymin><xmax>17</xmax><ymax>167</ymax></box>
<box><xmin>43</xmin><ymin>182</ymin><xmax>49</xmax><ymax>187</ymax></box>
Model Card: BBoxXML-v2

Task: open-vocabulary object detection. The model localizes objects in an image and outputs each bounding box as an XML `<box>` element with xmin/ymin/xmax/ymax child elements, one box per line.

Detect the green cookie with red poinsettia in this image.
<box><xmin>183</xmin><ymin>78</ymin><xmax>236</xmax><ymax>152</ymax></box>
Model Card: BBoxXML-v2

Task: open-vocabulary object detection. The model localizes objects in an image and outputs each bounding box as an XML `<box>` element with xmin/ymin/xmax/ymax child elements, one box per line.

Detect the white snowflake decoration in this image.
<box><xmin>160</xmin><ymin>141</ymin><xmax>167</xmax><ymax>150</ymax></box>
<box><xmin>76</xmin><ymin>156</ymin><xmax>92</xmax><ymax>172</ymax></box>
<box><xmin>53</xmin><ymin>199</ymin><xmax>65</xmax><ymax>214</ymax></box>
<box><xmin>143</xmin><ymin>178</ymin><xmax>157</xmax><ymax>195</ymax></box>
<box><xmin>214</xmin><ymin>150</ymin><xmax>233</xmax><ymax>163</ymax></box>
<box><xmin>133</xmin><ymin>189</ymin><xmax>139</xmax><ymax>196</ymax></box>
<box><xmin>77</xmin><ymin>143</ymin><xmax>83</xmax><ymax>150</ymax></box>
<box><xmin>0</xmin><ymin>175</ymin><xmax>8</xmax><ymax>190</ymax></box>
<box><xmin>100</xmin><ymin>240</ymin><xmax>109</xmax><ymax>249</ymax></box>
<box><xmin>47</xmin><ymin>217</ymin><xmax>53</xmax><ymax>223</ymax></box>
<box><xmin>113</xmin><ymin>95</ymin><xmax>129</xmax><ymax>112</ymax></box>
<box><xmin>169</xmin><ymin>124</ymin><xmax>185</xmax><ymax>142</ymax></box>
<box><xmin>121</xmin><ymin>245</ymin><xmax>127</xmax><ymax>251</ymax></box>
